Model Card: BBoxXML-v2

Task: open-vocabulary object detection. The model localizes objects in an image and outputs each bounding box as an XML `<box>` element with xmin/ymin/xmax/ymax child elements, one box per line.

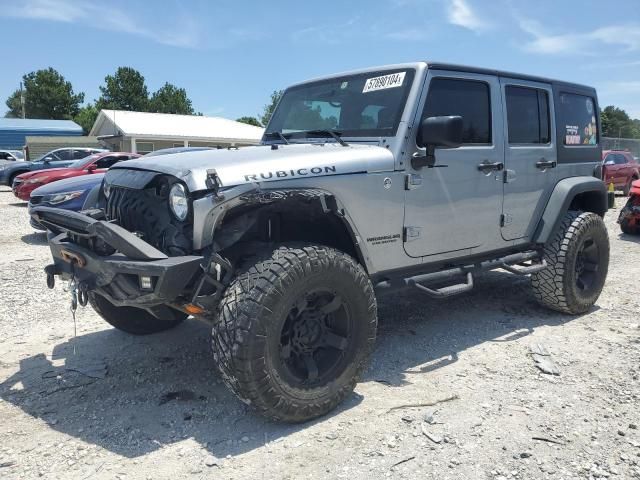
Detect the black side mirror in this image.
<box><xmin>413</xmin><ymin>115</ymin><xmax>463</xmax><ymax>169</ymax></box>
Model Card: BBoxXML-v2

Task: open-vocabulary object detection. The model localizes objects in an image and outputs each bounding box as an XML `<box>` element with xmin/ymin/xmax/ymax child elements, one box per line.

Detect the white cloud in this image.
<box><xmin>446</xmin><ymin>0</ymin><xmax>488</xmax><ymax>33</ymax></box>
<box><xmin>2</xmin><ymin>0</ymin><xmax>201</xmax><ymax>48</ymax></box>
<box><xmin>517</xmin><ymin>17</ymin><xmax>640</xmax><ymax>55</ymax></box>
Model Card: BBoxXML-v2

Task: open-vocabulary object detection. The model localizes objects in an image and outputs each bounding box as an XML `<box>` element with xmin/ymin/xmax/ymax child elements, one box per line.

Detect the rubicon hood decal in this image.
<box><xmin>112</xmin><ymin>143</ymin><xmax>395</xmax><ymax>191</ymax></box>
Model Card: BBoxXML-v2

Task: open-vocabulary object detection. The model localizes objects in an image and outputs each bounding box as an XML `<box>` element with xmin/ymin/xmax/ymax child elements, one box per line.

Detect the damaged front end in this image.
<box><xmin>32</xmin><ymin>168</ymin><xmax>221</xmax><ymax>316</ymax></box>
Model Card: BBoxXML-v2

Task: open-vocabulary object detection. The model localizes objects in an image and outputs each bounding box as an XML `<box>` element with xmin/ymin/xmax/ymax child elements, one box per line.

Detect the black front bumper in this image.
<box><xmin>32</xmin><ymin>206</ymin><xmax>203</xmax><ymax>308</ymax></box>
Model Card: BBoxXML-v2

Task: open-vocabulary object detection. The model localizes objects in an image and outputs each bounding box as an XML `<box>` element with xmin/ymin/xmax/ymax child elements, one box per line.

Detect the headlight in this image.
<box><xmin>169</xmin><ymin>183</ymin><xmax>189</xmax><ymax>221</ymax></box>
<box><xmin>25</xmin><ymin>177</ymin><xmax>48</xmax><ymax>184</ymax></box>
<box><xmin>103</xmin><ymin>180</ymin><xmax>111</xmax><ymax>198</ymax></box>
<box><xmin>44</xmin><ymin>191</ymin><xmax>83</xmax><ymax>205</ymax></box>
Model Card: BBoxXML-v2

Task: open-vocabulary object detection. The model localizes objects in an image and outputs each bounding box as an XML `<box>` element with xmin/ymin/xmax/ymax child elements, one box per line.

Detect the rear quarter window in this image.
<box><xmin>559</xmin><ymin>93</ymin><xmax>598</xmax><ymax>146</ymax></box>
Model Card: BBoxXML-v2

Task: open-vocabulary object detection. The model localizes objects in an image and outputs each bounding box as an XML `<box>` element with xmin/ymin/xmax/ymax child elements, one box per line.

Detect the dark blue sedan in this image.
<box><xmin>28</xmin><ymin>173</ymin><xmax>104</xmax><ymax>230</ymax></box>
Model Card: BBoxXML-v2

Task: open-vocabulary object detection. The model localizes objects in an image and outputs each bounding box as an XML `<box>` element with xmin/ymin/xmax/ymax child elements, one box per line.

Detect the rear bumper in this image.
<box><xmin>32</xmin><ymin>206</ymin><xmax>203</xmax><ymax>308</ymax></box>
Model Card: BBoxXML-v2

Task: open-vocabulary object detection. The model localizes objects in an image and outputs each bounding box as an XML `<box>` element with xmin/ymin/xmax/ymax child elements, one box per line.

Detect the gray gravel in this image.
<box><xmin>1</xmin><ymin>185</ymin><xmax>639</xmax><ymax>479</ymax></box>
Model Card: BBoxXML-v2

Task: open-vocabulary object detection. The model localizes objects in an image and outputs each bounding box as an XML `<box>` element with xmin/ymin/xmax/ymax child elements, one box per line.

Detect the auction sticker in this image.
<box><xmin>363</xmin><ymin>72</ymin><xmax>406</xmax><ymax>93</ymax></box>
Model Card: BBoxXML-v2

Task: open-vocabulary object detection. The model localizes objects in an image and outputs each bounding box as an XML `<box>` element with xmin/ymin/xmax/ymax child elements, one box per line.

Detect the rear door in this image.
<box><xmin>403</xmin><ymin>71</ymin><xmax>505</xmax><ymax>257</ymax></box>
<box><xmin>500</xmin><ymin>78</ymin><xmax>557</xmax><ymax>240</ymax></box>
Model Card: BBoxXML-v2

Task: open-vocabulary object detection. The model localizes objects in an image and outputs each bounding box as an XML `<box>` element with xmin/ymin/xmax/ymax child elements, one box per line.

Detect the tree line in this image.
<box><xmin>6</xmin><ymin>68</ymin><xmax>639</xmax><ymax>140</ymax></box>
<box><xmin>4</xmin><ymin>67</ymin><xmax>281</xmax><ymax>134</ymax></box>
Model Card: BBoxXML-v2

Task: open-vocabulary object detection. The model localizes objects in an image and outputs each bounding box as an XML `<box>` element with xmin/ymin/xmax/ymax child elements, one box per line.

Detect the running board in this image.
<box><xmin>375</xmin><ymin>250</ymin><xmax>546</xmax><ymax>298</ymax></box>
<box><xmin>408</xmin><ymin>272</ymin><xmax>474</xmax><ymax>298</ymax></box>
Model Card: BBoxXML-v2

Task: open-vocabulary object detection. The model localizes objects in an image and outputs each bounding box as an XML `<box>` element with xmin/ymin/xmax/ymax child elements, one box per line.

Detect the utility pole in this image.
<box><xmin>19</xmin><ymin>82</ymin><xmax>26</xmax><ymax>119</ymax></box>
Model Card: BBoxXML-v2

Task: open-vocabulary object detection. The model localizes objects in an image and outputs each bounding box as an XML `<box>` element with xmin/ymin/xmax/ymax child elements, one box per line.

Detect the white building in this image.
<box><xmin>90</xmin><ymin>110</ymin><xmax>264</xmax><ymax>154</ymax></box>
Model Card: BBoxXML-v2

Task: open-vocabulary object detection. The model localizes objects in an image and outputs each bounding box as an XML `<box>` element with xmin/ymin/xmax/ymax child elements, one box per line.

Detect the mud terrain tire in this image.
<box><xmin>532</xmin><ymin>211</ymin><xmax>609</xmax><ymax>314</ymax></box>
<box><xmin>212</xmin><ymin>244</ymin><xmax>377</xmax><ymax>423</ymax></box>
<box><xmin>89</xmin><ymin>293</ymin><xmax>187</xmax><ymax>335</ymax></box>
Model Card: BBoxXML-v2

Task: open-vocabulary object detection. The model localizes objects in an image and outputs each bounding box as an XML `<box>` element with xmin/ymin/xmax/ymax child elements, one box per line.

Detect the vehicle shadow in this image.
<box><xmin>618</xmin><ymin>232</ymin><xmax>640</xmax><ymax>244</ymax></box>
<box><xmin>0</xmin><ymin>270</ymin><xmax>583</xmax><ymax>459</ymax></box>
<box><xmin>21</xmin><ymin>232</ymin><xmax>48</xmax><ymax>246</ymax></box>
<box><xmin>8</xmin><ymin>202</ymin><xmax>27</xmax><ymax>207</ymax></box>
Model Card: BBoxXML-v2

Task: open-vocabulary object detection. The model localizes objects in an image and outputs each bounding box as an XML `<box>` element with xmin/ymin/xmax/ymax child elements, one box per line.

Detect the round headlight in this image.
<box><xmin>102</xmin><ymin>180</ymin><xmax>111</xmax><ymax>198</ymax></box>
<box><xmin>169</xmin><ymin>183</ymin><xmax>189</xmax><ymax>221</ymax></box>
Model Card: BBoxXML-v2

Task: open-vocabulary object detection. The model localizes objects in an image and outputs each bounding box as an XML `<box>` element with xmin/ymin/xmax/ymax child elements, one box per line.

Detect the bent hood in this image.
<box><xmin>110</xmin><ymin>143</ymin><xmax>395</xmax><ymax>191</ymax></box>
<box><xmin>31</xmin><ymin>173</ymin><xmax>105</xmax><ymax>196</ymax></box>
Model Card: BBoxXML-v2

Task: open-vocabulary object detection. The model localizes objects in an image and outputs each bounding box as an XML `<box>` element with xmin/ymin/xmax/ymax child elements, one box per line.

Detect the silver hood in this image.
<box><xmin>112</xmin><ymin>143</ymin><xmax>395</xmax><ymax>191</ymax></box>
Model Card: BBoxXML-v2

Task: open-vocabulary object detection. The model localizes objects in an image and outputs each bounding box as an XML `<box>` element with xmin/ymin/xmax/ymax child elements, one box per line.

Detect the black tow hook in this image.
<box><xmin>78</xmin><ymin>283</ymin><xmax>90</xmax><ymax>307</ymax></box>
<box><xmin>44</xmin><ymin>264</ymin><xmax>57</xmax><ymax>289</ymax></box>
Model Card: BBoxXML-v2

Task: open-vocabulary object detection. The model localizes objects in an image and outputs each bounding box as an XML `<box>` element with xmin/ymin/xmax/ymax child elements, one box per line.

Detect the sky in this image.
<box><xmin>1</xmin><ymin>0</ymin><xmax>640</xmax><ymax>120</ymax></box>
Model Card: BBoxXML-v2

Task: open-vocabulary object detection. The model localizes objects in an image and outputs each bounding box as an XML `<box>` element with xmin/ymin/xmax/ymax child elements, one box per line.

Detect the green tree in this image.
<box><xmin>149</xmin><ymin>82</ymin><xmax>194</xmax><ymax>115</ymax></box>
<box><xmin>260</xmin><ymin>89</ymin><xmax>284</xmax><ymax>127</ymax></box>
<box><xmin>236</xmin><ymin>116</ymin><xmax>262</xmax><ymax>127</ymax></box>
<box><xmin>601</xmin><ymin>105</ymin><xmax>640</xmax><ymax>139</ymax></box>
<box><xmin>4</xmin><ymin>68</ymin><xmax>84</xmax><ymax>119</ymax></box>
<box><xmin>96</xmin><ymin>67</ymin><xmax>149</xmax><ymax>111</ymax></box>
<box><xmin>74</xmin><ymin>104</ymin><xmax>99</xmax><ymax>134</ymax></box>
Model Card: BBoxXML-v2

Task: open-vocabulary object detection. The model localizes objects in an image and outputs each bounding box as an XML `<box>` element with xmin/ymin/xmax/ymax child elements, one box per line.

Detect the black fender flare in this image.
<box><xmin>217</xmin><ymin>187</ymin><xmax>374</xmax><ymax>272</ymax></box>
<box><xmin>533</xmin><ymin>176</ymin><xmax>607</xmax><ymax>244</ymax></box>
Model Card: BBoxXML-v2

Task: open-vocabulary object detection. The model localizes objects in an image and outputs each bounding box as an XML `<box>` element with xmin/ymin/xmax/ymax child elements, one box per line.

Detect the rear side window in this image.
<box><xmin>422</xmin><ymin>78</ymin><xmax>492</xmax><ymax>144</ymax></box>
<box><xmin>559</xmin><ymin>93</ymin><xmax>598</xmax><ymax>146</ymax></box>
<box><xmin>95</xmin><ymin>156</ymin><xmax>121</xmax><ymax>169</ymax></box>
<box><xmin>54</xmin><ymin>149</ymin><xmax>73</xmax><ymax>160</ymax></box>
<box><xmin>505</xmin><ymin>86</ymin><xmax>550</xmax><ymax>144</ymax></box>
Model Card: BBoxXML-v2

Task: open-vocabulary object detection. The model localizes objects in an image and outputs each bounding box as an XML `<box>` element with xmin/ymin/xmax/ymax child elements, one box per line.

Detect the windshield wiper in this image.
<box><xmin>305</xmin><ymin>130</ymin><xmax>349</xmax><ymax>147</ymax></box>
<box><xmin>264</xmin><ymin>131</ymin><xmax>290</xmax><ymax>144</ymax></box>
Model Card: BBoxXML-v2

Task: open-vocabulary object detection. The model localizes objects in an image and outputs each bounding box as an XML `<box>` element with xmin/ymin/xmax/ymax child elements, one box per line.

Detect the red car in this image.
<box><xmin>602</xmin><ymin>150</ymin><xmax>640</xmax><ymax>196</ymax></box>
<box><xmin>12</xmin><ymin>152</ymin><xmax>141</xmax><ymax>201</ymax></box>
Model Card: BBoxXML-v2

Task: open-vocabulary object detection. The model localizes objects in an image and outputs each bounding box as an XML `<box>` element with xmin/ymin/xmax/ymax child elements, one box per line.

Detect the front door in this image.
<box><xmin>403</xmin><ymin>71</ymin><xmax>505</xmax><ymax>258</ymax></box>
<box><xmin>500</xmin><ymin>78</ymin><xmax>557</xmax><ymax>240</ymax></box>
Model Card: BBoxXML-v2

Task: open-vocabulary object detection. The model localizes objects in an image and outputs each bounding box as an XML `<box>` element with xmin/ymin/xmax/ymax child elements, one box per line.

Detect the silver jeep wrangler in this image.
<box><xmin>34</xmin><ymin>62</ymin><xmax>609</xmax><ymax>422</ymax></box>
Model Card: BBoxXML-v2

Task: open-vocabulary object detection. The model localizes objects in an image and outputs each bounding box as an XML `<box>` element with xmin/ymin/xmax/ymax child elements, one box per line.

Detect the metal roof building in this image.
<box><xmin>90</xmin><ymin>110</ymin><xmax>264</xmax><ymax>154</ymax></box>
<box><xmin>0</xmin><ymin>118</ymin><xmax>83</xmax><ymax>149</ymax></box>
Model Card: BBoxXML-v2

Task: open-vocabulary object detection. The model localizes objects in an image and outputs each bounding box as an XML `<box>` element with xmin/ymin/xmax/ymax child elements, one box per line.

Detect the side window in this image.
<box><xmin>559</xmin><ymin>93</ymin><xmax>598</xmax><ymax>146</ymax></box>
<box><xmin>614</xmin><ymin>154</ymin><xmax>628</xmax><ymax>165</ymax></box>
<box><xmin>53</xmin><ymin>150</ymin><xmax>73</xmax><ymax>161</ymax></box>
<box><xmin>0</xmin><ymin>153</ymin><xmax>8</xmax><ymax>160</ymax></box>
<box><xmin>505</xmin><ymin>86</ymin><xmax>550</xmax><ymax>144</ymax></box>
<box><xmin>95</xmin><ymin>156</ymin><xmax>121</xmax><ymax>169</ymax></box>
<box><xmin>604</xmin><ymin>154</ymin><xmax>615</xmax><ymax>165</ymax></box>
<box><xmin>422</xmin><ymin>78</ymin><xmax>491</xmax><ymax>144</ymax></box>
<box><xmin>72</xmin><ymin>149</ymin><xmax>90</xmax><ymax>159</ymax></box>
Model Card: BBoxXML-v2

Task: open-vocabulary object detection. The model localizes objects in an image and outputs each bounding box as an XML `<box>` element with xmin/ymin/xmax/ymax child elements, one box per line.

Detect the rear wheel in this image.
<box><xmin>89</xmin><ymin>293</ymin><xmax>187</xmax><ymax>335</ymax></box>
<box><xmin>532</xmin><ymin>211</ymin><xmax>609</xmax><ymax>314</ymax></box>
<box><xmin>211</xmin><ymin>244</ymin><xmax>377</xmax><ymax>422</ymax></box>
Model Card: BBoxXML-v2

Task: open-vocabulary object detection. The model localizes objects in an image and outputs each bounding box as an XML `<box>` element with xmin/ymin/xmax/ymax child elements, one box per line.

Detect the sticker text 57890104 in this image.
<box><xmin>363</xmin><ymin>72</ymin><xmax>406</xmax><ymax>93</ymax></box>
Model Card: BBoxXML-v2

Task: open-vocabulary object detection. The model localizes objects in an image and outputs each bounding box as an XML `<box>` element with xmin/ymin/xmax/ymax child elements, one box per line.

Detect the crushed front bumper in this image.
<box><xmin>32</xmin><ymin>206</ymin><xmax>203</xmax><ymax>308</ymax></box>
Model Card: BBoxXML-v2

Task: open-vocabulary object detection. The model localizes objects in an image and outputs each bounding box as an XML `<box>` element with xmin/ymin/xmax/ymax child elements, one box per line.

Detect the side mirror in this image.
<box><xmin>43</xmin><ymin>156</ymin><xmax>52</xmax><ymax>163</ymax></box>
<box><xmin>87</xmin><ymin>164</ymin><xmax>98</xmax><ymax>172</ymax></box>
<box><xmin>413</xmin><ymin>115</ymin><xmax>463</xmax><ymax>169</ymax></box>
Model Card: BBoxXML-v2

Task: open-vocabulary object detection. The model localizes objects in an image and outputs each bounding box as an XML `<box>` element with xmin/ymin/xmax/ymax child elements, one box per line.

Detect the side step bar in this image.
<box><xmin>376</xmin><ymin>250</ymin><xmax>546</xmax><ymax>299</ymax></box>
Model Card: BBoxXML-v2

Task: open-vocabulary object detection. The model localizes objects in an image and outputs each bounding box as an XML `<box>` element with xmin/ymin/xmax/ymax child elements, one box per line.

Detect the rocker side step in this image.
<box><xmin>408</xmin><ymin>272</ymin><xmax>474</xmax><ymax>298</ymax></box>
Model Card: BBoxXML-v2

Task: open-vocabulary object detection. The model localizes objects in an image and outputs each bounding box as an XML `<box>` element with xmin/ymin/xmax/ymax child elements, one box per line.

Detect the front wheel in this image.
<box><xmin>531</xmin><ymin>211</ymin><xmax>609</xmax><ymax>314</ymax></box>
<box><xmin>89</xmin><ymin>293</ymin><xmax>187</xmax><ymax>335</ymax></box>
<box><xmin>212</xmin><ymin>244</ymin><xmax>377</xmax><ymax>423</ymax></box>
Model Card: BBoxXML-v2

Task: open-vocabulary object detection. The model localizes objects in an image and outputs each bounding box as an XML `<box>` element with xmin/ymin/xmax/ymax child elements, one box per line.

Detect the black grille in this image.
<box><xmin>106</xmin><ymin>185</ymin><xmax>192</xmax><ymax>256</ymax></box>
<box><xmin>30</xmin><ymin>195</ymin><xmax>43</xmax><ymax>205</ymax></box>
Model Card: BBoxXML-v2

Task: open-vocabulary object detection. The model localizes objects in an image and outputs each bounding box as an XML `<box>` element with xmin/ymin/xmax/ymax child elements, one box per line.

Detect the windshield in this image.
<box><xmin>266</xmin><ymin>68</ymin><xmax>415</xmax><ymax>140</ymax></box>
<box><xmin>67</xmin><ymin>154</ymin><xmax>100</xmax><ymax>169</ymax></box>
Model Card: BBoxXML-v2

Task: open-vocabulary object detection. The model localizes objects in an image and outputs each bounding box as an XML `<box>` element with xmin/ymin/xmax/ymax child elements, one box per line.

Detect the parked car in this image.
<box><xmin>618</xmin><ymin>179</ymin><xmax>640</xmax><ymax>234</ymax></box>
<box><xmin>28</xmin><ymin>173</ymin><xmax>106</xmax><ymax>230</ymax></box>
<box><xmin>0</xmin><ymin>149</ymin><xmax>24</xmax><ymax>165</ymax></box>
<box><xmin>602</xmin><ymin>150</ymin><xmax>640</xmax><ymax>195</ymax></box>
<box><xmin>0</xmin><ymin>147</ymin><xmax>106</xmax><ymax>188</ymax></box>
<box><xmin>26</xmin><ymin>147</ymin><xmax>207</xmax><ymax>229</ymax></box>
<box><xmin>12</xmin><ymin>152</ymin><xmax>140</xmax><ymax>201</ymax></box>
<box><xmin>34</xmin><ymin>62</ymin><xmax>610</xmax><ymax>423</ymax></box>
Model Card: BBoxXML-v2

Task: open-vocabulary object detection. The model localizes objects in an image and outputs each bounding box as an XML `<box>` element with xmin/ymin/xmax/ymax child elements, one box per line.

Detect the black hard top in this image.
<box><xmin>426</xmin><ymin>62</ymin><xmax>596</xmax><ymax>93</ymax></box>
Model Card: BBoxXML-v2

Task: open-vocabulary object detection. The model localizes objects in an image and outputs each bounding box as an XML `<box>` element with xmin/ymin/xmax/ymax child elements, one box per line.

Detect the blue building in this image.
<box><xmin>0</xmin><ymin>118</ymin><xmax>82</xmax><ymax>149</ymax></box>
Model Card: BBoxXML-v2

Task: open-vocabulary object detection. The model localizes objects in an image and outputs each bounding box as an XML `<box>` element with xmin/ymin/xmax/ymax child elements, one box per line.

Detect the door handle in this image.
<box><xmin>536</xmin><ymin>159</ymin><xmax>557</xmax><ymax>169</ymax></box>
<box><xmin>477</xmin><ymin>161</ymin><xmax>504</xmax><ymax>173</ymax></box>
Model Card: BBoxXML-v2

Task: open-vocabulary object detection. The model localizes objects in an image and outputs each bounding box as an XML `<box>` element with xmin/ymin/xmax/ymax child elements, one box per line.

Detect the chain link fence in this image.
<box><xmin>602</xmin><ymin>137</ymin><xmax>640</xmax><ymax>158</ymax></box>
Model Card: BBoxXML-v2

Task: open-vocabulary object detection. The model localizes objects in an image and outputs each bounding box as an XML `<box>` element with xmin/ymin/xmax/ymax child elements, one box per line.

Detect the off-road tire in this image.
<box><xmin>532</xmin><ymin>211</ymin><xmax>609</xmax><ymax>314</ymax></box>
<box><xmin>211</xmin><ymin>244</ymin><xmax>377</xmax><ymax>423</ymax></box>
<box><xmin>89</xmin><ymin>293</ymin><xmax>187</xmax><ymax>335</ymax></box>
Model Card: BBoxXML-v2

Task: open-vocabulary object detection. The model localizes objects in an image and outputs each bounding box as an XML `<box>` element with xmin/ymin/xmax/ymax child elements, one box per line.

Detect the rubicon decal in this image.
<box><xmin>244</xmin><ymin>165</ymin><xmax>337</xmax><ymax>182</ymax></box>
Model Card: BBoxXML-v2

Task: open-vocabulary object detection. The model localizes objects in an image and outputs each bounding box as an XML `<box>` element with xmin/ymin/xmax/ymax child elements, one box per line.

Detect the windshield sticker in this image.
<box><xmin>362</xmin><ymin>72</ymin><xmax>406</xmax><ymax>93</ymax></box>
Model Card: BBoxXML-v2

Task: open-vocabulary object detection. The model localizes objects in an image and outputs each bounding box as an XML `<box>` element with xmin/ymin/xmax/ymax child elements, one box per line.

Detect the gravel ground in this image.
<box><xmin>0</xmin><ymin>185</ymin><xmax>639</xmax><ymax>480</ymax></box>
